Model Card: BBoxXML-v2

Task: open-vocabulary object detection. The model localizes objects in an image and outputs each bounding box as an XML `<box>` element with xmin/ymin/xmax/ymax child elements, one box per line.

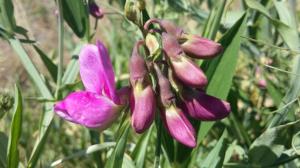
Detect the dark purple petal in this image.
<box><xmin>54</xmin><ymin>91</ymin><xmax>120</xmax><ymax>130</ymax></box>
<box><xmin>183</xmin><ymin>90</ymin><xmax>231</xmax><ymax>120</ymax></box>
<box><xmin>89</xmin><ymin>2</ymin><xmax>104</xmax><ymax>19</ymax></box>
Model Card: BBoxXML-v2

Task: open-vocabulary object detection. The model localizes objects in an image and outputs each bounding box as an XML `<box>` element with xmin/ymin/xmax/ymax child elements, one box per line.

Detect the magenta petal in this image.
<box><xmin>183</xmin><ymin>90</ymin><xmax>231</xmax><ymax>120</ymax></box>
<box><xmin>171</xmin><ymin>56</ymin><xmax>207</xmax><ymax>88</ymax></box>
<box><xmin>144</xmin><ymin>19</ymin><xmax>184</xmax><ymax>37</ymax></box>
<box><xmin>130</xmin><ymin>85</ymin><xmax>156</xmax><ymax>133</ymax></box>
<box><xmin>54</xmin><ymin>91</ymin><xmax>120</xmax><ymax>130</ymax></box>
<box><xmin>181</xmin><ymin>35</ymin><xmax>223</xmax><ymax>59</ymax></box>
<box><xmin>161</xmin><ymin>105</ymin><xmax>196</xmax><ymax>148</ymax></box>
<box><xmin>79</xmin><ymin>42</ymin><xmax>117</xmax><ymax>102</ymax></box>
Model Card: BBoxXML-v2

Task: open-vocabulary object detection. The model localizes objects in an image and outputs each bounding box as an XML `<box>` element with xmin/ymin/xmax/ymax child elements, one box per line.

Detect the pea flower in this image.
<box><xmin>154</xmin><ymin>64</ymin><xmax>196</xmax><ymax>148</ymax></box>
<box><xmin>129</xmin><ymin>40</ymin><xmax>156</xmax><ymax>133</ymax></box>
<box><xmin>179</xmin><ymin>34</ymin><xmax>223</xmax><ymax>59</ymax></box>
<box><xmin>162</xmin><ymin>32</ymin><xmax>207</xmax><ymax>88</ymax></box>
<box><xmin>182</xmin><ymin>88</ymin><xmax>231</xmax><ymax>121</ymax></box>
<box><xmin>54</xmin><ymin>41</ymin><xmax>123</xmax><ymax>130</ymax></box>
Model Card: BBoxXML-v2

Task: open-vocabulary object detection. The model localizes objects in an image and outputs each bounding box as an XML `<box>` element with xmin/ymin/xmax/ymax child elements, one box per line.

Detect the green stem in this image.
<box><xmin>55</xmin><ymin>0</ymin><xmax>64</xmax><ymax>98</ymax></box>
<box><xmin>154</xmin><ymin>118</ymin><xmax>162</xmax><ymax>168</ymax></box>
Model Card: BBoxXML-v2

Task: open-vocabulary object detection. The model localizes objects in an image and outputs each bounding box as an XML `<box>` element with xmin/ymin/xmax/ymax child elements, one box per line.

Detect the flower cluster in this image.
<box><xmin>128</xmin><ymin>19</ymin><xmax>231</xmax><ymax>147</ymax></box>
<box><xmin>53</xmin><ymin>18</ymin><xmax>231</xmax><ymax>148</ymax></box>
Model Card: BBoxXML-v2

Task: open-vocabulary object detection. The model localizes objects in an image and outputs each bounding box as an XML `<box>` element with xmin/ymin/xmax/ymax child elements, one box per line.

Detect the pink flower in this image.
<box><xmin>129</xmin><ymin>41</ymin><xmax>156</xmax><ymax>133</ymax></box>
<box><xmin>180</xmin><ymin>34</ymin><xmax>223</xmax><ymax>59</ymax></box>
<box><xmin>182</xmin><ymin>89</ymin><xmax>231</xmax><ymax>121</ymax></box>
<box><xmin>54</xmin><ymin>41</ymin><xmax>122</xmax><ymax>130</ymax></box>
<box><xmin>162</xmin><ymin>32</ymin><xmax>207</xmax><ymax>88</ymax></box>
<box><xmin>154</xmin><ymin>64</ymin><xmax>196</xmax><ymax>147</ymax></box>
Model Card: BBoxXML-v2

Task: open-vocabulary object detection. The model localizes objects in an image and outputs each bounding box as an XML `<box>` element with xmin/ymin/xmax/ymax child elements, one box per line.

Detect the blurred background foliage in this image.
<box><xmin>1</xmin><ymin>0</ymin><xmax>300</xmax><ymax>167</ymax></box>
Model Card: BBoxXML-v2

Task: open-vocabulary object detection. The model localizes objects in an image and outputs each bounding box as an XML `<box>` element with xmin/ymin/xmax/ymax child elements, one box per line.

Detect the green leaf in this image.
<box><xmin>122</xmin><ymin>154</ymin><xmax>136</xmax><ymax>168</ymax></box>
<box><xmin>50</xmin><ymin>142</ymin><xmax>116</xmax><ymax>167</ymax></box>
<box><xmin>265</xmin><ymin>78</ymin><xmax>283</xmax><ymax>106</ymax></box>
<box><xmin>33</xmin><ymin>45</ymin><xmax>58</xmax><ymax>82</ymax></box>
<box><xmin>131</xmin><ymin>126</ymin><xmax>153</xmax><ymax>168</ymax></box>
<box><xmin>249</xmin><ymin>120</ymin><xmax>300</xmax><ymax>166</ymax></box>
<box><xmin>0</xmin><ymin>132</ymin><xmax>8</xmax><ymax>168</ymax></box>
<box><xmin>198</xmin><ymin>12</ymin><xmax>247</xmax><ymax>144</ymax></box>
<box><xmin>28</xmin><ymin>44</ymin><xmax>82</xmax><ymax>167</ymax></box>
<box><xmin>0</xmin><ymin>0</ymin><xmax>17</xmax><ymax>36</ymax></box>
<box><xmin>105</xmin><ymin>120</ymin><xmax>130</xmax><ymax>168</ymax></box>
<box><xmin>62</xmin><ymin>0</ymin><xmax>90</xmax><ymax>39</ymax></box>
<box><xmin>200</xmin><ymin>130</ymin><xmax>228</xmax><ymax>168</ymax></box>
<box><xmin>6</xmin><ymin>85</ymin><xmax>23</xmax><ymax>168</ymax></box>
<box><xmin>202</xmin><ymin>0</ymin><xmax>227</xmax><ymax>40</ymax></box>
<box><xmin>9</xmin><ymin>38</ymin><xmax>53</xmax><ymax>99</ymax></box>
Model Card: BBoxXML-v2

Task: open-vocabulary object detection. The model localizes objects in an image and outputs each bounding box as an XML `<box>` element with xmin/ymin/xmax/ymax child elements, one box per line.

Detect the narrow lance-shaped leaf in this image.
<box><xmin>0</xmin><ymin>0</ymin><xmax>17</xmax><ymax>36</ymax></box>
<box><xmin>28</xmin><ymin>44</ymin><xmax>82</xmax><ymax>168</ymax></box>
<box><xmin>198</xmin><ymin>13</ymin><xmax>247</xmax><ymax>144</ymax></box>
<box><xmin>201</xmin><ymin>130</ymin><xmax>228</xmax><ymax>168</ymax></box>
<box><xmin>6</xmin><ymin>85</ymin><xmax>23</xmax><ymax>168</ymax></box>
<box><xmin>62</xmin><ymin>0</ymin><xmax>90</xmax><ymax>39</ymax></box>
<box><xmin>33</xmin><ymin>45</ymin><xmax>58</xmax><ymax>82</ymax></box>
<box><xmin>202</xmin><ymin>0</ymin><xmax>227</xmax><ymax>40</ymax></box>
<box><xmin>105</xmin><ymin>120</ymin><xmax>131</xmax><ymax>168</ymax></box>
<box><xmin>131</xmin><ymin>126</ymin><xmax>154</xmax><ymax>168</ymax></box>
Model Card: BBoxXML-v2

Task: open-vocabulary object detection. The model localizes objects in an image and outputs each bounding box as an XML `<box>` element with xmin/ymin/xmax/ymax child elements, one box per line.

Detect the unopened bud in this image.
<box><xmin>180</xmin><ymin>34</ymin><xmax>223</xmax><ymax>59</ymax></box>
<box><xmin>89</xmin><ymin>1</ymin><xmax>104</xmax><ymax>19</ymax></box>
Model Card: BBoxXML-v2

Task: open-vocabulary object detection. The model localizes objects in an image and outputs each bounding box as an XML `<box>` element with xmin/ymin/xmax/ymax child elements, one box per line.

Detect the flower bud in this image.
<box><xmin>130</xmin><ymin>84</ymin><xmax>155</xmax><ymax>133</ymax></box>
<box><xmin>180</xmin><ymin>34</ymin><xmax>223</xmax><ymax>59</ymax></box>
<box><xmin>144</xmin><ymin>19</ymin><xmax>183</xmax><ymax>37</ymax></box>
<box><xmin>129</xmin><ymin>40</ymin><xmax>155</xmax><ymax>133</ymax></box>
<box><xmin>182</xmin><ymin>89</ymin><xmax>231</xmax><ymax>121</ymax></box>
<box><xmin>129</xmin><ymin>40</ymin><xmax>147</xmax><ymax>85</ymax></box>
<box><xmin>89</xmin><ymin>1</ymin><xmax>104</xmax><ymax>19</ymax></box>
<box><xmin>161</xmin><ymin>105</ymin><xmax>196</xmax><ymax>148</ymax></box>
<box><xmin>0</xmin><ymin>92</ymin><xmax>14</xmax><ymax>119</ymax></box>
<box><xmin>154</xmin><ymin>64</ymin><xmax>175</xmax><ymax>106</ymax></box>
<box><xmin>124</xmin><ymin>0</ymin><xmax>141</xmax><ymax>25</ymax></box>
<box><xmin>162</xmin><ymin>33</ymin><xmax>207</xmax><ymax>88</ymax></box>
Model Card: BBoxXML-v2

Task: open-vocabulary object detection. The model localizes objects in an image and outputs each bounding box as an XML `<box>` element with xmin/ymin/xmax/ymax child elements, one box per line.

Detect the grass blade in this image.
<box><xmin>50</xmin><ymin>142</ymin><xmax>116</xmax><ymax>167</ymax></box>
<box><xmin>202</xmin><ymin>0</ymin><xmax>227</xmax><ymax>39</ymax></box>
<box><xmin>33</xmin><ymin>45</ymin><xmax>58</xmax><ymax>82</ymax></box>
<box><xmin>105</xmin><ymin>120</ymin><xmax>130</xmax><ymax>168</ymax></box>
<box><xmin>9</xmin><ymin>38</ymin><xmax>53</xmax><ymax>99</ymax></box>
<box><xmin>131</xmin><ymin>126</ymin><xmax>154</xmax><ymax>168</ymax></box>
<box><xmin>6</xmin><ymin>85</ymin><xmax>23</xmax><ymax>168</ymax></box>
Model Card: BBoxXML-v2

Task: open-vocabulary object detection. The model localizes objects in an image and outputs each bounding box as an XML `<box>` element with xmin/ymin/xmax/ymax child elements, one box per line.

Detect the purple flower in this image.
<box><xmin>154</xmin><ymin>64</ymin><xmax>196</xmax><ymax>147</ymax></box>
<box><xmin>54</xmin><ymin>41</ymin><xmax>122</xmax><ymax>130</ymax></box>
<box><xmin>162</xmin><ymin>32</ymin><xmax>207</xmax><ymax>88</ymax></box>
<box><xmin>162</xmin><ymin>105</ymin><xmax>196</xmax><ymax>148</ymax></box>
<box><xmin>180</xmin><ymin>34</ymin><xmax>223</xmax><ymax>59</ymax></box>
<box><xmin>129</xmin><ymin>41</ymin><xmax>156</xmax><ymax>133</ymax></box>
<box><xmin>89</xmin><ymin>2</ymin><xmax>104</xmax><ymax>19</ymax></box>
<box><xmin>182</xmin><ymin>89</ymin><xmax>231</xmax><ymax>121</ymax></box>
